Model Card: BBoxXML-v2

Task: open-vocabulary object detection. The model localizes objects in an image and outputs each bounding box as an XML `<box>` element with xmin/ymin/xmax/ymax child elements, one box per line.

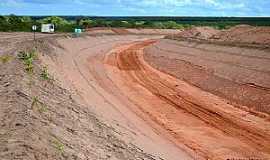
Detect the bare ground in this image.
<box><xmin>1</xmin><ymin>29</ymin><xmax>270</xmax><ymax>160</ymax></box>
<box><xmin>144</xmin><ymin>39</ymin><xmax>270</xmax><ymax>115</ymax></box>
<box><xmin>0</xmin><ymin>33</ymin><xmax>179</xmax><ymax>160</ymax></box>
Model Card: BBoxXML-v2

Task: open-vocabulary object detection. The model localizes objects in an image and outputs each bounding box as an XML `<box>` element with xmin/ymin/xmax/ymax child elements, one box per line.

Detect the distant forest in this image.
<box><xmin>1</xmin><ymin>15</ymin><xmax>270</xmax><ymax>32</ymax></box>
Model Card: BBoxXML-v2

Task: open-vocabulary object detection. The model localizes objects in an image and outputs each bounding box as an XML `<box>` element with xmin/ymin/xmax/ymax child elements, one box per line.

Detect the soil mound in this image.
<box><xmin>86</xmin><ymin>27</ymin><xmax>182</xmax><ymax>35</ymax></box>
<box><xmin>175</xmin><ymin>27</ymin><xmax>219</xmax><ymax>40</ymax></box>
<box><xmin>214</xmin><ymin>25</ymin><xmax>270</xmax><ymax>45</ymax></box>
<box><xmin>86</xmin><ymin>27</ymin><xmax>115</xmax><ymax>34</ymax></box>
<box><xmin>111</xmin><ymin>28</ymin><xmax>131</xmax><ymax>34</ymax></box>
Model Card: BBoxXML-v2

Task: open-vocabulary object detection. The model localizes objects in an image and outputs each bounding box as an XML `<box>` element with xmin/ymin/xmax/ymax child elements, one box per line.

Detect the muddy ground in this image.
<box><xmin>1</xmin><ymin>27</ymin><xmax>270</xmax><ymax>160</ymax></box>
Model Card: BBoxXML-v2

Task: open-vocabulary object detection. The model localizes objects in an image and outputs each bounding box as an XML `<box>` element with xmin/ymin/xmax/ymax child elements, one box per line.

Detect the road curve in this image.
<box><xmin>43</xmin><ymin>36</ymin><xmax>270</xmax><ymax>160</ymax></box>
<box><xmin>103</xmin><ymin>40</ymin><xmax>270</xmax><ymax>159</ymax></box>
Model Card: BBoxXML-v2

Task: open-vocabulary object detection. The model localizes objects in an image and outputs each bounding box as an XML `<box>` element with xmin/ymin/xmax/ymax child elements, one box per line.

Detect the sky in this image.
<box><xmin>0</xmin><ymin>0</ymin><xmax>269</xmax><ymax>16</ymax></box>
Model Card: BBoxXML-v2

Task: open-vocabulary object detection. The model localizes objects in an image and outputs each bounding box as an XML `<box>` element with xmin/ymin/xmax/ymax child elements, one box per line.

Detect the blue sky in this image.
<box><xmin>0</xmin><ymin>0</ymin><xmax>269</xmax><ymax>16</ymax></box>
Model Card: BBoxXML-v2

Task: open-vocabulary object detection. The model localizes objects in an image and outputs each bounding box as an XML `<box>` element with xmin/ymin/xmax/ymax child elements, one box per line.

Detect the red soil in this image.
<box><xmin>105</xmin><ymin>40</ymin><xmax>270</xmax><ymax>159</ymax></box>
<box><xmin>175</xmin><ymin>27</ymin><xmax>220</xmax><ymax>40</ymax></box>
<box><xmin>111</xmin><ymin>28</ymin><xmax>131</xmax><ymax>34</ymax></box>
<box><xmin>215</xmin><ymin>25</ymin><xmax>270</xmax><ymax>45</ymax></box>
<box><xmin>42</xmin><ymin>35</ymin><xmax>270</xmax><ymax>160</ymax></box>
<box><xmin>144</xmin><ymin>39</ymin><xmax>270</xmax><ymax>116</ymax></box>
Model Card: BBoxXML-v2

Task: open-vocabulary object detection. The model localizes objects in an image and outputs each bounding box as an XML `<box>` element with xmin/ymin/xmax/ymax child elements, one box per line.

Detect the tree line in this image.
<box><xmin>0</xmin><ymin>15</ymin><xmax>191</xmax><ymax>32</ymax></box>
<box><xmin>1</xmin><ymin>15</ymin><xmax>269</xmax><ymax>32</ymax></box>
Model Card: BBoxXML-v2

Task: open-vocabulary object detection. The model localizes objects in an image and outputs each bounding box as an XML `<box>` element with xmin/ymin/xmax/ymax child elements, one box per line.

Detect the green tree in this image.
<box><xmin>39</xmin><ymin>16</ymin><xmax>69</xmax><ymax>26</ymax></box>
<box><xmin>133</xmin><ymin>21</ymin><xmax>145</xmax><ymax>28</ymax></box>
<box><xmin>39</xmin><ymin>16</ymin><xmax>76</xmax><ymax>32</ymax></box>
<box><xmin>163</xmin><ymin>21</ymin><xmax>183</xmax><ymax>29</ymax></box>
<box><xmin>152</xmin><ymin>22</ymin><xmax>165</xmax><ymax>29</ymax></box>
<box><xmin>0</xmin><ymin>16</ymin><xmax>9</xmax><ymax>31</ymax></box>
<box><xmin>79</xmin><ymin>19</ymin><xmax>96</xmax><ymax>28</ymax></box>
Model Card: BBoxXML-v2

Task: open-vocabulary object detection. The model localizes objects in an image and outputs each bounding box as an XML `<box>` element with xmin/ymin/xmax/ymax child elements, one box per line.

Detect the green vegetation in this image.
<box><xmin>1</xmin><ymin>15</ymin><xmax>270</xmax><ymax>32</ymax></box>
<box><xmin>52</xmin><ymin>138</ymin><xmax>65</xmax><ymax>153</ymax></box>
<box><xmin>31</xmin><ymin>96</ymin><xmax>48</xmax><ymax>113</ymax></box>
<box><xmin>79</xmin><ymin>18</ymin><xmax>96</xmax><ymax>28</ymax></box>
<box><xmin>40</xmin><ymin>66</ymin><xmax>50</xmax><ymax>80</ymax></box>
<box><xmin>38</xmin><ymin>16</ymin><xmax>77</xmax><ymax>32</ymax></box>
<box><xmin>17</xmin><ymin>50</ymin><xmax>37</xmax><ymax>73</ymax></box>
<box><xmin>0</xmin><ymin>14</ymin><xmax>34</xmax><ymax>31</ymax></box>
<box><xmin>38</xmin><ymin>104</ymin><xmax>48</xmax><ymax>113</ymax></box>
<box><xmin>0</xmin><ymin>55</ymin><xmax>12</xmax><ymax>64</ymax></box>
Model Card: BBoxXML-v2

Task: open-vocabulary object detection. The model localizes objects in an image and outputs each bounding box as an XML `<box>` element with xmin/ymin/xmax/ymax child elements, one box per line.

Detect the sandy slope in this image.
<box><xmin>41</xmin><ymin>35</ymin><xmax>193</xmax><ymax>160</ymax></box>
<box><xmin>2</xmin><ymin>31</ymin><xmax>270</xmax><ymax>159</ymax></box>
<box><xmin>40</xmin><ymin>35</ymin><xmax>270</xmax><ymax>160</ymax></box>
<box><xmin>105</xmin><ymin>40</ymin><xmax>270</xmax><ymax>159</ymax></box>
<box><xmin>1</xmin><ymin>33</ymin><xmax>171</xmax><ymax>160</ymax></box>
<box><xmin>144</xmin><ymin>39</ymin><xmax>270</xmax><ymax>115</ymax></box>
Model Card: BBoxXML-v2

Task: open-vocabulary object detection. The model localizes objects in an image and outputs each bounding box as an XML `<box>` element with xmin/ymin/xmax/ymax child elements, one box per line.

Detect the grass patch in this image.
<box><xmin>52</xmin><ymin>138</ymin><xmax>65</xmax><ymax>153</ymax></box>
<box><xmin>0</xmin><ymin>55</ymin><xmax>12</xmax><ymax>63</ymax></box>
<box><xmin>17</xmin><ymin>50</ymin><xmax>37</xmax><ymax>73</ymax></box>
<box><xmin>31</xmin><ymin>96</ymin><xmax>48</xmax><ymax>113</ymax></box>
<box><xmin>38</xmin><ymin>103</ymin><xmax>48</xmax><ymax>113</ymax></box>
<box><xmin>40</xmin><ymin>66</ymin><xmax>50</xmax><ymax>80</ymax></box>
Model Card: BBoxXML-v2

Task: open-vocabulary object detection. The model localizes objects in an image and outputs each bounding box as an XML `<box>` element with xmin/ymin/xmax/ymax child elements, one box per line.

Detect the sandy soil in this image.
<box><xmin>214</xmin><ymin>25</ymin><xmax>270</xmax><ymax>45</ymax></box>
<box><xmin>173</xmin><ymin>27</ymin><xmax>220</xmax><ymax>40</ymax></box>
<box><xmin>86</xmin><ymin>27</ymin><xmax>182</xmax><ymax>35</ymax></box>
<box><xmin>42</xmin><ymin>35</ymin><xmax>193</xmax><ymax>160</ymax></box>
<box><xmin>1</xmin><ymin>29</ymin><xmax>270</xmax><ymax>160</ymax></box>
<box><xmin>42</xmin><ymin>34</ymin><xmax>270</xmax><ymax>159</ymax></box>
<box><xmin>144</xmin><ymin>39</ymin><xmax>270</xmax><ymax>115</ymax></box>
<box><xmin>104</xmin><ymin>40</ymin><xmax>270</xmax><ymax>159</ymax></box>
<box><xmin>170</xmin><ymin>25</ymin><xmax>270</xmax><ymax>48</ymax></box>
<box><xmin>1</xmin><ymin>33</ymin><xmax>186</xmax><ymax>160</ymax></box>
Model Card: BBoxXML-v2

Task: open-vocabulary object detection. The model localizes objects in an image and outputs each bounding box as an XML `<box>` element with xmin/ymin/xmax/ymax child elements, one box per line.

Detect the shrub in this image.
<box><xmin>17</xmin><ymin>50</ymin><xmax>37</xmax><ymax>73</ymax></box>
<box><xmin>52</xmin><ymin>139</ymin><xmax>64</xmax><ymax>153</ymax></box>
<box><xmin>41</xmin><ymin>66</ymin><xmax>50</xmax><ymax>80</ymax></box>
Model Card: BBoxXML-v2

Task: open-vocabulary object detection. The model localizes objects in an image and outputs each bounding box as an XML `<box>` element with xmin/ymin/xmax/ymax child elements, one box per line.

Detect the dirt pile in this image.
<box><xmin>86</xmin><ymin>27</ymin><xmax>115</xmax><ymax>35</ymax></box>
<box><xmin>214</xmin><ymin>25</ymin><xmax>270</xmax><ymax>45</ymax></box>
<box><xmin>173</xmin><ymin>27</ymin><xmax>219</xmax><ymax>40</ymax></box>
<box><xmin>86</xmin><ymin>27</ymin><xmax>182</xmax><ymax>35</ymax></box>
<box><xmin>169</xmin><ymin>25</ymin><xmax>270</xmax><ymax>46</ymax></box>
<box><xmin>127</xmin><ymin>29</ymin><xmax>183</xmax><ymax>35</ymax></box>
<box><xmin>111</xmin><ymin>28</ymin><xmax>131</xmax><ymax>34</ymax></box>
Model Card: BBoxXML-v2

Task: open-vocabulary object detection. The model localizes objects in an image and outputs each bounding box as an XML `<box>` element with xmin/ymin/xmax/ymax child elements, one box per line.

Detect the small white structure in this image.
<box><xmin>41</xmin><ymin>24</ymin><xmax>54</xmax><ymax>33</ymax></box>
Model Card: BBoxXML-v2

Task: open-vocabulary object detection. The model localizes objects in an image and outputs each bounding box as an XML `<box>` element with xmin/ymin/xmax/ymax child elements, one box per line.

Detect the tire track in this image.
<box><xmin>105</xmin><ymin>40</ymin><xmax>270</xmax><ymax>159</ymax></box>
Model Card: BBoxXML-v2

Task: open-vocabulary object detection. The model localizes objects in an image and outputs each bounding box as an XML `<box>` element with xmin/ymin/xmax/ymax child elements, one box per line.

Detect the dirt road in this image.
<box><xmin>41</xmin><ymin>35</ymin><xmax>193</xmax><ymax>160</ymax></box>
<box><xmin>40</xmin><ymin>35</ymin><xmax>270</xmax><ymax>160</ymax></box>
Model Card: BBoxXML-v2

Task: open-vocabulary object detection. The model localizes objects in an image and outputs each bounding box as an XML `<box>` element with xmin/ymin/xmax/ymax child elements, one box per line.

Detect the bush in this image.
<box><xmin>40</xmin><ymin>66</ymin><xmax>50</xmax><ymax>80</ymax></box>
<box><xmin>17</xmin><ymin>50</ymin><xmax>37</xmax><ymax>73</ymax></box>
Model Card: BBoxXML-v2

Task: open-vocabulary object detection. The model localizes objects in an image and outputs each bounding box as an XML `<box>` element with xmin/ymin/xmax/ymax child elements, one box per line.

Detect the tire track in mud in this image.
<box><xmin>104</xmin><ymin>40</ymin><xmax>270</xmax><ymax>159</ymax></box>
